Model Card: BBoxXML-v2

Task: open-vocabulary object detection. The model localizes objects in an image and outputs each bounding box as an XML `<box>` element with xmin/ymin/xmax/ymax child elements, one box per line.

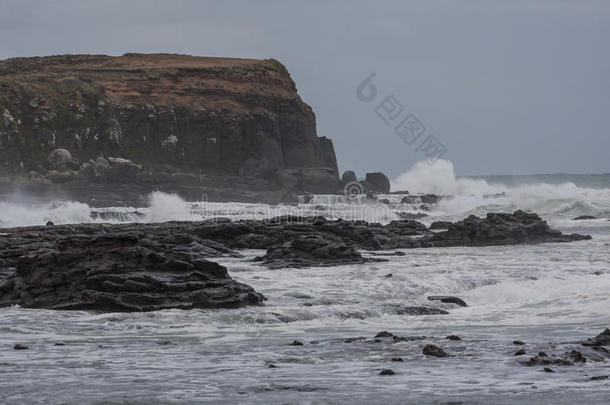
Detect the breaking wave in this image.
<box><xmin>391</xmin><ymin>159</ymin><xmax>610</xmax><ymax>219</ymax></box>
<box><xmin>0</xmin><ymin>160</ymin><xmax>609</xmax><ymax>228</ymax></box>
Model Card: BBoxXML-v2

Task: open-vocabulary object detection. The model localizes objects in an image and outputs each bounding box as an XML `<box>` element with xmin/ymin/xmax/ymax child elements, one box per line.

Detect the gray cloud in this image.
<box><xmin>1</xmin><ymin>0</ymin><xmax>608</xmax><ymax>176</ymax></box>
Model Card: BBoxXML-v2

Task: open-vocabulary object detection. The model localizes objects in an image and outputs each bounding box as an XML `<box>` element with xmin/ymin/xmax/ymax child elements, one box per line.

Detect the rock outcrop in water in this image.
<box><xmin>0</xmin><ymin>210</ymin><xmax>591</xmax><ymax>311</ymax></box>
<box><xmin>254</xmin><ymin>234</ymin><xmax>374</xmax><ymax>268</ymax></box>
<box><xmin>0</xmin><ymin>223</ymin><xmax>264</xmax><ymax>311</ymax></box>
<box><xmin>193</xmin><ymin>211</ymin><xmax>589</xmax><ymax>253</ymax></box>
<box><xmin>0</xmin><ymin>53</ymin><xmax>339</xmax><ymax>202</ymax></box>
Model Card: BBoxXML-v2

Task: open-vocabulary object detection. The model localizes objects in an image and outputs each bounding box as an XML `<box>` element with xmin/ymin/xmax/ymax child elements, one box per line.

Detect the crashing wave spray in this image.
<box><xmin>391</xmin><ymin>159</ymin><xmax>610</xmax><ymax>218</ymax></box>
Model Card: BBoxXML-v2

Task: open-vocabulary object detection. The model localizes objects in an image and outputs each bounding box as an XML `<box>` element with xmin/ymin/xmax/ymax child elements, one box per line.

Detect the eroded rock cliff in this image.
<box><xmin>0</xmin><ymin>53</ymin><xmax>339</xmax><ymax>202</ymax></box>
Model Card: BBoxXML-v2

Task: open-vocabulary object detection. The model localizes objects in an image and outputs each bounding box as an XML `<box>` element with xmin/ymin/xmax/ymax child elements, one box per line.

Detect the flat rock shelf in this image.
<box><xmin>0</xmin><ymin>210</ymin><xmax>591</xmax><ymax>311</ymax></box>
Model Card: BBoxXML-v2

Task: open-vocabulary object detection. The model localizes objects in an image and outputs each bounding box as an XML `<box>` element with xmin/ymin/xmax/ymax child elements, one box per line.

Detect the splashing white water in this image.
<box><xmin>391</xmin><ymin>159</ymin><xmax>502</xmax><ymax>196</ymax></box>
<box><xmin>390</xmin><ymin>159</ymin><xmax>610</xmax><ymax>219</ymax></box>
<box><xmin>1</xmin><ymin>160</ymin><xmax>609</xmax><ymax>228</ymax></box>
<box><xmin>0</xmin><ymin>200</ymin><xmax>93</xmax><ymax>228</ymax></box>
<box><xmin>143</xmin><ymin>191</ymin><xmax>190</xmax><ymax>222</ymax></box>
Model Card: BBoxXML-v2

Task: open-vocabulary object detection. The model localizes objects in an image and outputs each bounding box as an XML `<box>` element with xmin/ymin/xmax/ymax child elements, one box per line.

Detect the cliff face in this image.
<box><xmin>0</xmin><ymin>53</ymin><xmax>339</xmax><ymax>201</ymax></box>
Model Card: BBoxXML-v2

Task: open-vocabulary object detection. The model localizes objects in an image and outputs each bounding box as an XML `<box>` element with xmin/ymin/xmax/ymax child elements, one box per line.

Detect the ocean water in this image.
<box><xmin>1</xmin><ymin>160</ymin><xmax>609</xmax><ymax>404</ymax></box>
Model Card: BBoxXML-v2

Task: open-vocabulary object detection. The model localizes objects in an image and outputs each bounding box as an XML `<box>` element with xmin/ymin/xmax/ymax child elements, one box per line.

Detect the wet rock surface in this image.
<box><xmin>364</xmin><ymin>172</ymin><xmax>391</xmax><ymax>194</ymax></box>
<box><xmin>194</xmin><ymin>210</ymin><xmax>590</xmax><ymax>253</ymax></box>
<box><xmin>519</xmin><ymin>350</ymin><xmax>587</xmax><ymax>367</ymax></box>
<box><xmin>0</xmin><ymin>210</ymin><xmax>592</xmax><ymax>311</ymax></box>
<box><xmin>427</xmin><ymin>210</ymin><xmax>591</xmax><ymax>247</ymax></box>
<box><xmin>277</xmin><ymin>329</ymin><xmax>609</xmax><ymax>380</ymax></box>
<box><xmin>254</xmin><ymin>234</ymin><xmax>376</xmax><ymax>269</ymax></box>
<box><xmin>384</xmin><ymin>305</ymin><xmax>449</xmax><ymax>315</ymax></box>
<box><xmin>396</xmin><ymin>212</ymin><xmax>429</xmax><ymax>220</ymax></box>
<box><xmin>401</xmin><ymin>194</ymin><xmax>442</xmax><ymax>205</ymax></box>
<box><xmin>423</xmin><ymin>344</ymin><xmax>448</xmax><ymax>358</ymax></box>
<box><xmin>429</xmin><ymin>221</ymin><xmax>452</xmax><ymax>230</ymax></box>
<box><xmin>428</xmin><ymin>296</ymin><xmax>468</xmax><ymax>307</ymax></box>
<box><xmin>582</xmin><ymin>328</ymin><xmax>610</xmax><ymax>347</ymax></box>
<box><xmin>0</xmin><ymin>225</ymin><xmax>264</xmax><ymax>311</ymax></box>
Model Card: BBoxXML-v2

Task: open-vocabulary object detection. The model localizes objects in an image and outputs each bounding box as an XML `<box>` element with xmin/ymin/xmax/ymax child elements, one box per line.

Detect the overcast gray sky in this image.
<box><xmin>1</xmin><ymin>0</ymin><xmax>608</xmax><ymax>176</ymax></box>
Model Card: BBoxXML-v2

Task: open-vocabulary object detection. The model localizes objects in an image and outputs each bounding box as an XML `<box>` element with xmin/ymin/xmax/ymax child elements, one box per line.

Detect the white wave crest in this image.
<box><xmin>391</xmin><ymin>159</ymin><xmax>610</xmax><ymax>219</ymax></box>
<box><xmin>143</xmin><ymin>191</ymin><xmax>190</xmax><ymax>222</ymax></box>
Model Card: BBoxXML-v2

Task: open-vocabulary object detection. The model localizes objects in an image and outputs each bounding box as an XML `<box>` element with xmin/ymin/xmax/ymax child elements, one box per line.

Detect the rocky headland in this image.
<box><xmin>0</xmin><ymin>53</ymin><xmax>346</xmax><ymax>203</ymax></box>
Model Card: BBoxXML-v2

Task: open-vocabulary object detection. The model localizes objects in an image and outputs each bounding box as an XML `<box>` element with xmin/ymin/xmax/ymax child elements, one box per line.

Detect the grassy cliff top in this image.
<box><xmin>0</xmin><ymin>53</ymin><xmax>290</xmax><ymax>77</ymax></box>
<box><xmin>0</xmin><ymin>53</ymin><xmax>297</xmax><ymax>109</ymax></box>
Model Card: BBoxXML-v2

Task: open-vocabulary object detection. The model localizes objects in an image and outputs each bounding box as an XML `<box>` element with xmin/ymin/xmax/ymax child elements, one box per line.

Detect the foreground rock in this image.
<box><xmin>0</xmin><ymin>229</ymin><xmax>263</xmax><ymax>311</ymax></box>
<box><xmin>0</xmin><ymin>210</ymin><xmax>591</xmax><ymax>310</ymax></box>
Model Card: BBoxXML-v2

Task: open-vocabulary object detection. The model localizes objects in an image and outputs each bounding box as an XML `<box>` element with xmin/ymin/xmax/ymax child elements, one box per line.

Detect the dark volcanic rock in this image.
<box><xmin>0</xmin><ymin>54</ymin><xmax>339</xmax><ymax>202</ymax></box>
<box><xmin>582</xmin><ymin>329</ymin><xmax>610</xmax><ymax>347</ymax></box>
<box><xmin>396</xmin><ymin>212</ymin><xmax>429</xmax><ymax>220</ymax></box>
<box><xmin>341</xmin><ymin>170</ymin><xmax>357</xmax><ymax>185</ymax></box>
<box><xmin>365</xmin><ymin>172</ymin><xmax>391</xmax><ymax>193</ymax></box>
<box><xmin>520</xmin><ymin>354</ymin><xmax>575</xmax><ymax>367</ymax></box>
<box><xmin>0</xmin><ymin>210</ymin><xmax>592</xmax><ymax>306</ymax></box>
<box><xmin>430</xmin><ymin>221</ymin><xmax>452</xmax><ymax>230</ymax></box>
<box><xmin>256</xmin><ymin>234</ymin><xmax>375</xmax><ymax>268</ymax></box>
<box><xmin>386</xmin><ymin>219</ymin><xmax>429</xmax><ymax>236</ymax></box>
<box><xmin>401</xmin><ymin>194</ymin><xmax>441</xmax><ymax>205</ymax></box>
<box><xmin>13</xmin><ymin>344</ymin><xmax>29</xmax><ymax>350</ymax></box>
<box><xmin>379</xmin><ymin>369</ymin><xmax>395</xmax><ymax>375</ymax></box>
<box><xmin>573</xmin><ymin>215</ymin><xmax>596</xmax><ymax>220</ymax></box>
<box><xmin>567</xmin><ymin>350</ymin><xmax>586</xmax><ymax>363</ymax></box>
<box><xmin>192</xmin><ymin>211</ymin><xmax>589</xmax><ymax>253</ymax></box>
<box><xmin>0</xmin><ymin>232</ymin><xmax>263</xmax><ymax>311</ymax></box>
<box><xmin>423</xmin><ymin>344</ymin><xmax>448</xmax><ymax>358</ymax></box>
<box><xmin>428</xmin><ymin>296</ymin><xmax>468</xmax><ymax>307</ymax></box>
<box><xmin>428</xmin><ymin>210</ymin><xmax>591</xmax><ymax>247</ymax></box>
<box><xmin>385</xmin><ymin>305</ymin><xmax>449</xmax><ymax>315</ymax></box>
